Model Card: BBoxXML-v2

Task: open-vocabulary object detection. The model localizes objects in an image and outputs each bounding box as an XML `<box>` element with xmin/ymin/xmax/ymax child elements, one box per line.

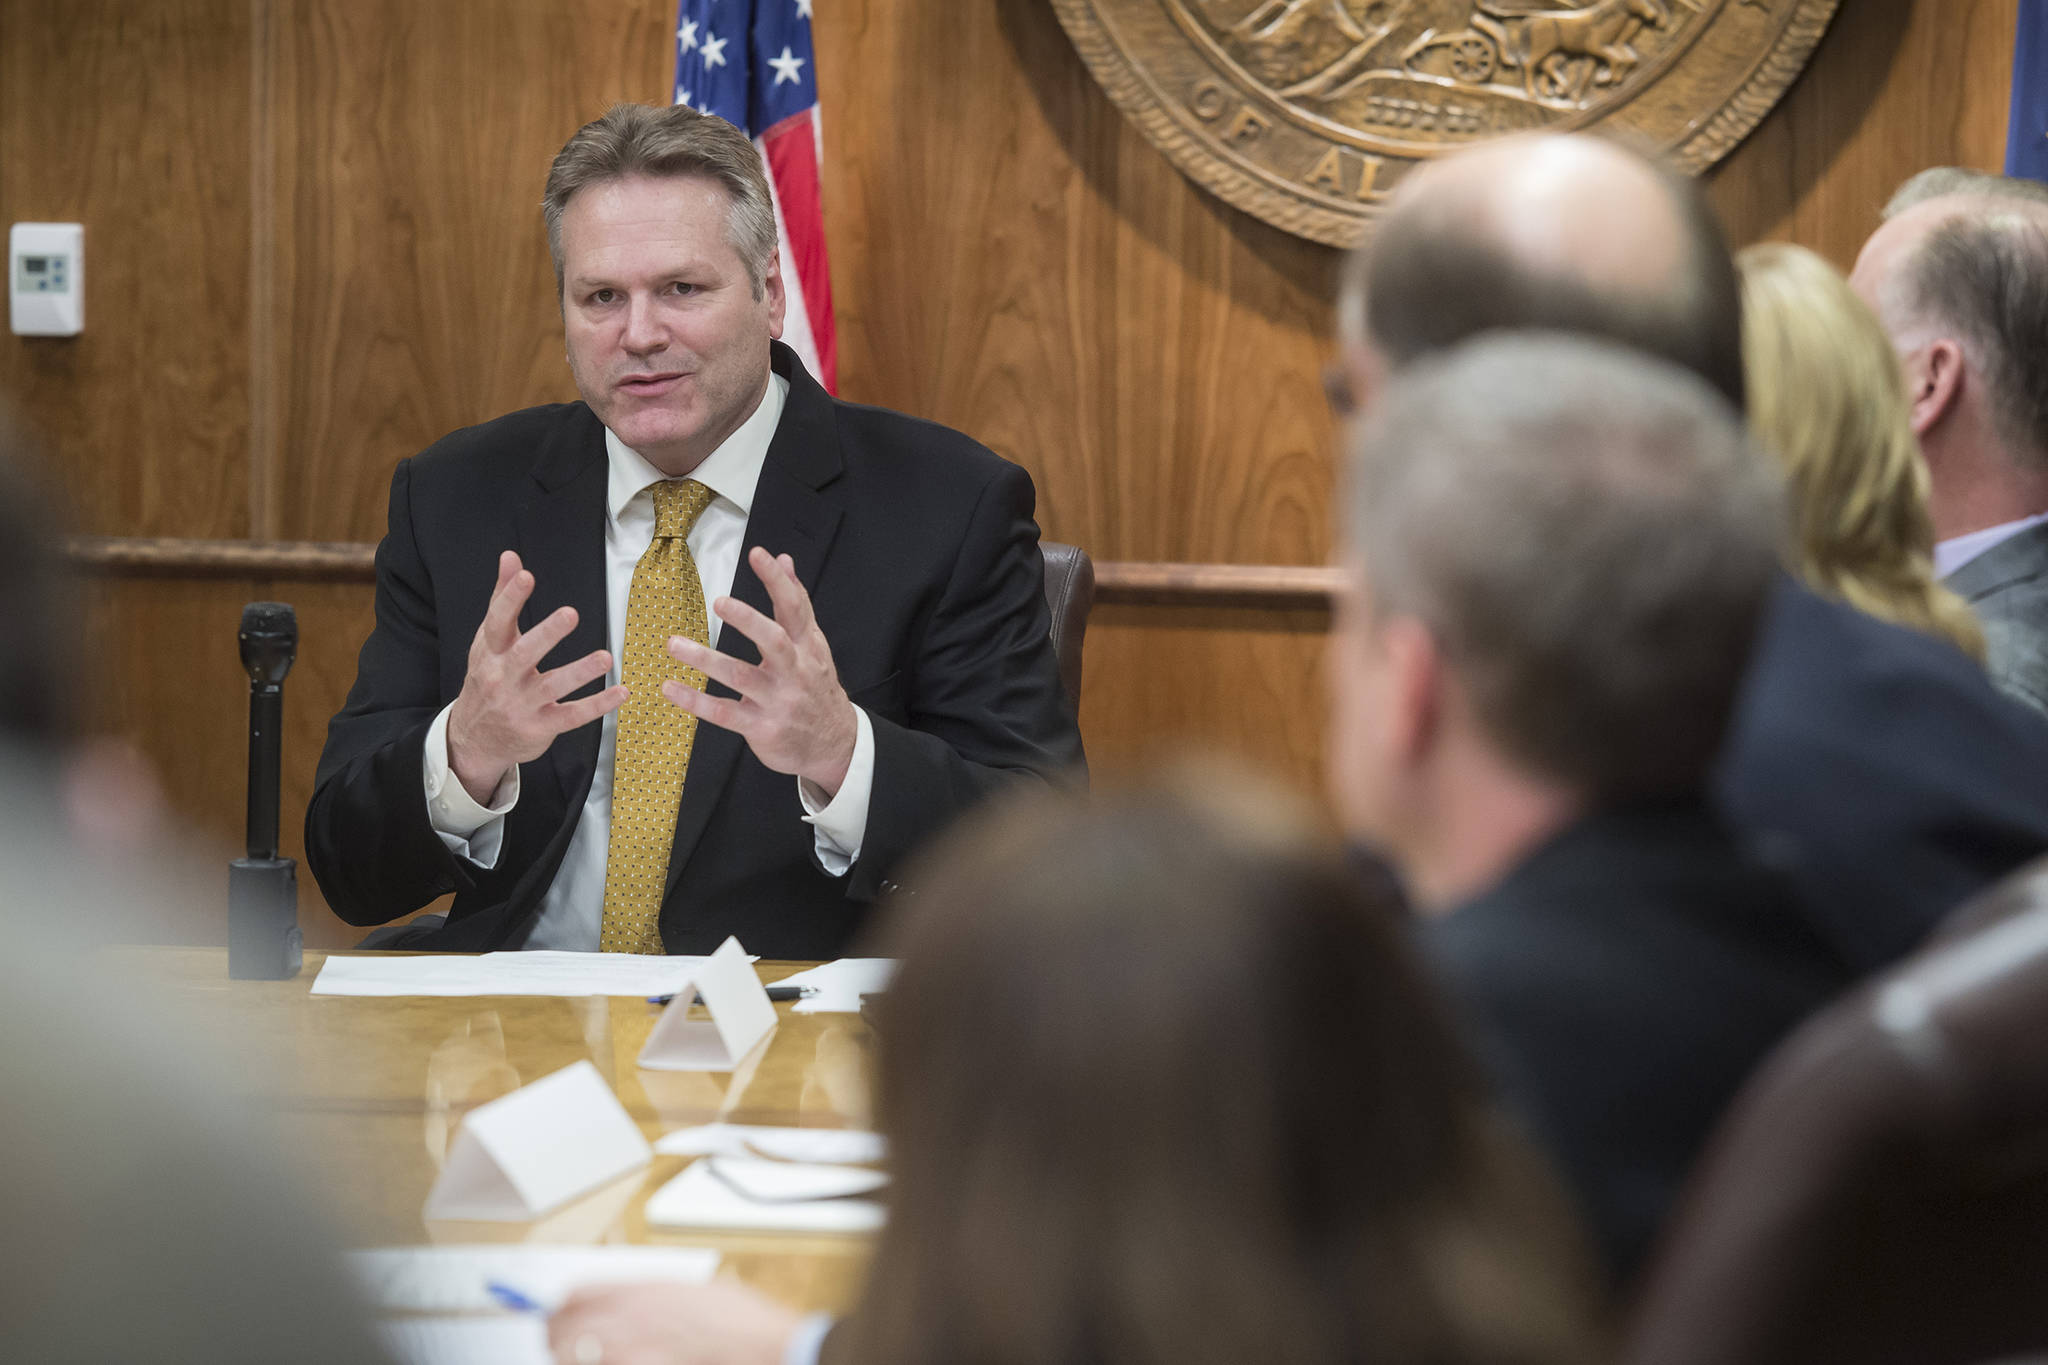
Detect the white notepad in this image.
<box><xmin>643</xmin><ymin>1157</ymin><xmax>888</xmax><ymax>1234</ymax></box>
<box><xmin>348</xmin><ymin>1244</ymin><xmax>720</xmax><ymax>1314</ymax></box>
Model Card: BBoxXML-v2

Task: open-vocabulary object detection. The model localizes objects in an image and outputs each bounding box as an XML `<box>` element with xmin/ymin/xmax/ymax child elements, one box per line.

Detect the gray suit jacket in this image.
<box><xmin>1947</xmin><ymin>521</ymin><xmax>2048</xmax><ymax>719</ymax></box>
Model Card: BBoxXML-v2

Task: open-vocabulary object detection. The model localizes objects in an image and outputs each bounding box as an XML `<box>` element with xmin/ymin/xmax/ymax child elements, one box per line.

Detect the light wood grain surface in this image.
<box><xmin>128</xmin><ymin>946</ymin><xmax>877</xmax><ymax>1315</ymax></box>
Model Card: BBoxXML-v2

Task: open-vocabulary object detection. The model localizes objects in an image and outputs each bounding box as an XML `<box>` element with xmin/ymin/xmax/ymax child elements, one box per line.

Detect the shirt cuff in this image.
<box><xmin>799</xmin><ymin>706</ymin><xmax>873</xmax><ymax>875</ymax></box>
<box><xmin>782</xmin><ymin>1314</ymin><xmax>835</xmax><ymax>1365</ymax></box>
<box><xmin>422</xmin><ymin>703</ymin><xmax>518</xmax><ymax>868</ymax></box>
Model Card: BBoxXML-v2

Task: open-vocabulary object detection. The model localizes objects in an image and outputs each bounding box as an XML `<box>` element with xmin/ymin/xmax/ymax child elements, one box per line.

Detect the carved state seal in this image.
<box><xmin>1048</xmin><ymin>0</ymin><xmax>1841</xmax><ymax>246</ymax></box>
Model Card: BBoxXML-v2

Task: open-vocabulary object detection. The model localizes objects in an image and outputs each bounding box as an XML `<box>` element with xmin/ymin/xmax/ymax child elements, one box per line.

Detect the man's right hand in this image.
<box><xmin>446</xmin><ymin>550</ymin><xmax>626</xmax><ymax>804</ymax></box>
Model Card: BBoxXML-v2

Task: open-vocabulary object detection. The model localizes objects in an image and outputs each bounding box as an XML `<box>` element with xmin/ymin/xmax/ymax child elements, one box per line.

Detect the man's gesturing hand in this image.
<box><xmin>662</xmin><ymin>546</ymin><xmax>859</xmax><ymax>799</ymax></box>
<box><xmin>446</xmin><ymin>550</ymin><xmax>626</xmax><ymax>804</ymax></box>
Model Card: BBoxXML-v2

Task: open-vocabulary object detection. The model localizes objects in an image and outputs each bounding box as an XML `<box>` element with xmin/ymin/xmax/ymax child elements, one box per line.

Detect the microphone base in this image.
<box><xmin>229</xmin><ymin>857</ymin><xmax>303</xmax><ymax>980</ymax></box>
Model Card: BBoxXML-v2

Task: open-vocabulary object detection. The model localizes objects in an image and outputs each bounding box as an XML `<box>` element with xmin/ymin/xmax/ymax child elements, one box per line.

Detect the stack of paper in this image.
<box><xmin>312</xmin><ymin>951</ymin><xmax>722</xmax><ymax>998</ymax></box>
<box><xmin>348</xmin><ymin>1245</ymin><xmax>720</xmax><ymax>1314</ymax></box>
<box><xmin>772</xmin><ymin>958</ymin><xmax>897</xmax><ymax>1013</ymax></box>
<box><xmin>644</xmin><ymin>1156</ymin><xmax>887</xmax><ymax>1234</ymax></box>
<box><xmin>655</xmin><ymin>1123</ymin><xmax>886</xmax><ymax>1165</ymax></box>
<box><xmin>375</xmin><ymin>1316</ymin><xmax>552</xmax><ymax>1365</ymax></box>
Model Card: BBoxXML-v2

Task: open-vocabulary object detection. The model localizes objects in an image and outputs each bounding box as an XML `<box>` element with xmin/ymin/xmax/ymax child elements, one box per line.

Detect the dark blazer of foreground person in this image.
<box><xmin>1719</xmin><ymin>576</ymin><xmax>2048</xmax><ymax>972</ymax></box>
<box><xmin>1424</xmin><ymin>799</ymin><xmax>1848</xmax><ymax>1284</ymax></box>
<box><xmin>307</xmin><ymin>344</ymin><xmax>1083</xmax><ymax>957</ymax></box>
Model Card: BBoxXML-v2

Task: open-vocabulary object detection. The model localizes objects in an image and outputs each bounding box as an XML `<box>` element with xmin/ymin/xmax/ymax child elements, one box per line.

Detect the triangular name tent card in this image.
<box><xmin>423</xmin><ymin>1059</ymin><xmax>652</xmax><ymax>1221</ymax></box>
<box><xmin>638</xmin><ymin>936</ymin><xmax>778</xmax><ymax>1072</ymax></box>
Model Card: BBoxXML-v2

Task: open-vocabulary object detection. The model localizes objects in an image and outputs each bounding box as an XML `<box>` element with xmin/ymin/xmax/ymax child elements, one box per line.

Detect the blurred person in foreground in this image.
<box><xmin>1851</xmin><ymin>179</ymin><xmax>2048</xmax><ymax>718</ymax></box>
<box><xmin>0</xmin><ymin>421</ymin><xmax>385</xmax><ymax>1360</ymax></box>
<box><xmin>1331</xmin><ymin>332</ymin><xmax>1850</xmax><ymax>1283</ymax></box>
<box><xmin>548</xmin><ymin>775</ymin><xmax>1608</xmax><ymax>1365</ymax></box>
<box><xmin>1736</xmin><ymin>242</ymin><xmax>1984</xmax><ymax>659</ymax></box>
<box><xmin>1334</xmin><ymin>131</ymin><xmax>2048</xmax><ymax>979</ymax></box>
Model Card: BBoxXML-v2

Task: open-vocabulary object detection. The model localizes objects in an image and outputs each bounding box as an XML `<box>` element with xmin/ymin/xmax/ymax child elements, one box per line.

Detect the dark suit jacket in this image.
<box><xmin>1422</xmin><ymin>801</ymin><xmax>1850</xmax><ymax>1286</ymax></box>
<box><xmin>1715</xmin><ymin>577</ymin><xmax>2048</xmax><ymax>972</ymax></box>
<box><xmin>306</xmin><ymin>343</ymin><xmax>1084</xmax><ymax>957</ymax></box>
<box><xmin>1946</xmin><ymin>521</ymin><xmax>2048</xmax><ymax>721</ymax></box>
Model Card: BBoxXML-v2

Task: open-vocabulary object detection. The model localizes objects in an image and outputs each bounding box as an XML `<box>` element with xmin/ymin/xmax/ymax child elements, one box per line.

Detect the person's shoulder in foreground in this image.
<box><xmin>1723</xmin><ymin>571</ymin><xmax>2048</xmax><ymax>971</ymax></box>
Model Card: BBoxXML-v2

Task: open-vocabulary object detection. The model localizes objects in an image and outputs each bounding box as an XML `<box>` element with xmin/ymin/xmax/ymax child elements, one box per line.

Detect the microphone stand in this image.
<box><xmin>229</xmin><ymin>602</ymin><xmax>302</xmax><ymax>979</ymax></box>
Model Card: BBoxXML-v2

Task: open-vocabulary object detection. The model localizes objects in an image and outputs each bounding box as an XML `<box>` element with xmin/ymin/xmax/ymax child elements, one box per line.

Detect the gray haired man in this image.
<box><xmin>309</xmin><ymin>104</ymin><xmax>1082</xmax><ymax>958</ymax></box>
<box><xmin>1331</xmin><ymin>331</ymin><xmax>1852</xmax><ymax>1283</ymax></box>
<box><xmin>1852</xmin><ymin>179</ymin><xmax>2048</xmax><ymax>718</ymax></box>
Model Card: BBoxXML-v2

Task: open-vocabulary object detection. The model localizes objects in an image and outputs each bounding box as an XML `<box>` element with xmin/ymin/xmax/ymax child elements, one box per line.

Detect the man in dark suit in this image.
<box><xmin>1333</xmin><ymin>133</ymin><xmax>2048</xmax><ymax>980</ymax></box>
<box><xmin>1331</xmin><ymin>331</ymin><xmax>1849</xmax><ymax>1283</ymax></box>
<box><xmin>307</xmin><ymin>104</ymin><xmax>1082</xmax><ymax>957</ymax></box>
<box><xmin>1852</xmin><ymin>184</ymin><xmax>2048</xmax><ymax>721</ymax></box>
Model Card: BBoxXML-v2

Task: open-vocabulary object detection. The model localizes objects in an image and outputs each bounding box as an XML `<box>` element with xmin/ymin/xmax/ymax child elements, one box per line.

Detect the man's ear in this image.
<box><xmin>763</xmin><ymin>251</ymin><xmax>788</xmax><ymax>341</ymax></box>
<box><xmin>1906</xmin><ymin>338</ymin><xmax>1966</xmax><ymax>440</ymax></box>
<box><xmin>1381</xmin><ymin>615</ymin><xmax>1443</xmax><ymax>769</ymax></box>
<box><xmin>1334</xmin><ymin>341</ymin><xmax>1389</xmax><ymax>421</ymax></box>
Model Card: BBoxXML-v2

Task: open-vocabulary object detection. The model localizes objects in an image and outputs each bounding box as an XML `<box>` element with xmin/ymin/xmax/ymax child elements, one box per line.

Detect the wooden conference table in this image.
<box><xmin>127</xmin><ymin>947</ymin><xmax>876</xmax><ymax>1317</ymax></box>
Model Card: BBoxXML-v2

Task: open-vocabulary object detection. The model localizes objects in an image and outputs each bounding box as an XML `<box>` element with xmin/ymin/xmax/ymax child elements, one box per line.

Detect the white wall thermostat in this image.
<box><xmin>10</xmin><ymin>222</ymin><xmax>83</xmax><ymax>337</ymax></box>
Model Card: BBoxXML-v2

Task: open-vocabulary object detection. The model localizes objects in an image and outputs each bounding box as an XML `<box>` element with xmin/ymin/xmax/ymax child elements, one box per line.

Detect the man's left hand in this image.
<box><xmin>663</xmin><ymin>546</ymin><xmax>859</xmax><ymax>799</ymax></box>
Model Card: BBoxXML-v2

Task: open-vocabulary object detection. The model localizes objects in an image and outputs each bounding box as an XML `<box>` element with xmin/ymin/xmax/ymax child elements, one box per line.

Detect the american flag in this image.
<box><xmin>674</xmin><ymin>0</ymin><xmax>838</xmax><ymax>393</ymax></box>
<box><xmin>2010</xmin><ymin>0</ymin><xmax>2048</xmax><ymax>184</ymax></box>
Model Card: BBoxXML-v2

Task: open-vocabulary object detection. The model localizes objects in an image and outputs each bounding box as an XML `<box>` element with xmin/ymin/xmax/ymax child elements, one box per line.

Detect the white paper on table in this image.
<box><xmin>637</xmin><ymin>937</ymin><xmax>778</xmax><ymax>1072</ymax></box>
<box><xmin>311</xmin><ymin>951</ymin><xmax>727</xmax><ymax>998</ymax></box>
<box><xmin>375</xmin><ymin>1315</ymin><xmax>552</xmax><ymax>1365</ymax></box>
<box><xmin>643</xmin><ymin>1157</ymin><xmax>888</xmax><ymax>1234</ymax></box>
<box><xmin>655</xmin><ymin>1123</ymin><xmax>886</xmax><ymax>1166</ymax></box>
<box><xmin>773</xmin><ymin>958</ymin><xmax>898</xmax><ymax>1013</ymax></box>
<box><xmin>423</xmin><ymin>1061</ymin><xmax>652</xmax><ymax>1222</ymax></box>
<box><xmin>347</xmin><ymin>1244</ymin><xmax>720</xmax><ymax>1314</ymax></box>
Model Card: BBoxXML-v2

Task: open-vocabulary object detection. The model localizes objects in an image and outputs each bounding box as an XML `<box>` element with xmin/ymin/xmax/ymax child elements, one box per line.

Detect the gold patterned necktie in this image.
<box><xmin>599</xmin><ymin>478</ymin><xmax>718</xmax><ymax>955</ymax></box>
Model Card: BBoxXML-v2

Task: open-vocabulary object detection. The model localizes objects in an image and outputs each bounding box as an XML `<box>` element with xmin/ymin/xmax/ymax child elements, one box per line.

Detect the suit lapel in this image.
<box><xmin>514</xmin><ymin>408</ymin><xmax>611</xmax><ymax>809</ymax></box>
<box><xmin>665</xmin><ymin>344</ymin><xmax>846</xmax><ymax>899</ymax></box>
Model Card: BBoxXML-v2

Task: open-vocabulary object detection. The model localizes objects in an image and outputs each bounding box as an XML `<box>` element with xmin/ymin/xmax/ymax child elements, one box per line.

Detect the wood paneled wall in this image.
<box><xmin>0</xmin><ymin>0</ymin><xmax>2023</xmax><ymax>945</ymax></box>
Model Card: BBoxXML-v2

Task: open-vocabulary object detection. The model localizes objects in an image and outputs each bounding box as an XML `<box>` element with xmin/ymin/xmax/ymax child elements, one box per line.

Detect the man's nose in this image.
<box><xmin>620</xmin><ymin>294</ymin><xmax>667</xmax><ymax>354</ymax></box>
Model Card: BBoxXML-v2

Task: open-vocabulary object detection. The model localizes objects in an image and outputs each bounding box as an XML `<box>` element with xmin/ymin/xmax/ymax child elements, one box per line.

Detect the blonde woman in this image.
<box><xmin>1737</xmin><ymin>243</ymin><xmax>1984</xmax><ymax>658</ymax></box>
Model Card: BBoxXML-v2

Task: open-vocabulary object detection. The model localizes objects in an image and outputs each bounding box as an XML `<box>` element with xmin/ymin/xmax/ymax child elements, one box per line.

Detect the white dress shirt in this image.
<box><xmin>1936</xmin><ymin>510</ymin><xmax>2048</xmax><ymax>578</ymax></box>
<box><xmin>418</xmin><ymin>372</ymin><xmax>877</xmax><ymax>950</ymax></box>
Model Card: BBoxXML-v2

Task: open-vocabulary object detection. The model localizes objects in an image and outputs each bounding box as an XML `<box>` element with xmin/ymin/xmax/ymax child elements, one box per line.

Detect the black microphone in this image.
<box><xmin>229</xmin><ymin>601</ymin><xmax>302</xmax><ymax>979</ymax></box>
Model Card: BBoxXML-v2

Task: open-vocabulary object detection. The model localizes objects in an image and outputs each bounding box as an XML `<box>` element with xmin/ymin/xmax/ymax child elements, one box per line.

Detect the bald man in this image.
<box><xmin>1851</xmin><ymin>186</ymin><xmax>2048</xmax><ymax>718</ymax></box>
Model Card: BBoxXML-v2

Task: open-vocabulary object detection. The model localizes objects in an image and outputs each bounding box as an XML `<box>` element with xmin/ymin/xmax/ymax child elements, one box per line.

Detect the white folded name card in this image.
<box><xmin>637</xmin><ymin>936</ymin><xmax>779</xmax><ymax>1072</ymax></box>
<box><xmin>423</xmin><ymin>1060</ymin><xmax>652</xmax><ymax>1222</ymax></box>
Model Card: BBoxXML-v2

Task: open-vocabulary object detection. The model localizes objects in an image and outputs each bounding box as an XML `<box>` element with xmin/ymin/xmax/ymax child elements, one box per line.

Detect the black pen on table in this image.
<box><xmin>646</xmin><ymin>984</ymin><xmax>812</xmax><ymax>1005</ymax></box>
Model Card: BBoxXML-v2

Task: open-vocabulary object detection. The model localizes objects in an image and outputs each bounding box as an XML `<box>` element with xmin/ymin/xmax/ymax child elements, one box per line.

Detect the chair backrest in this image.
<box><xmin>1040</xmin><ymin>541</ymin><xmax>1094</xmax><ymax>712</ymax></box>
<box><xmin>1623</xmin><ymin>856</ymin><xmax>2048</xmax><ymax>1365</ymax></box>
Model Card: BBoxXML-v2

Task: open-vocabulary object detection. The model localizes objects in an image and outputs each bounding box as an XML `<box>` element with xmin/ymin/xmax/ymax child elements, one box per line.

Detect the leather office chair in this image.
<box><xmin>1623</xmin><ymin>856</ymin><xmax>2048</xmax><ymax>1365</ymax></box>
<box><xmin>1039</xmin><ymin>540</ymin><xmax>1094</xmax><ymax>712</ymax></box>
<box><xmin>355</xmin><ymin>542</ymin><xmax>1097</xmax><ymax>947</ymax></box>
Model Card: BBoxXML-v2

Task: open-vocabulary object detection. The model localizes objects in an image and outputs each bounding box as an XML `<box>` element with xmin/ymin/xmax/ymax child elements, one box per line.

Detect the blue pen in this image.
<box><xmin>487</xmin><ymin>1281</ymin><xmax>545</xmax><ymax>1314</ymax></box>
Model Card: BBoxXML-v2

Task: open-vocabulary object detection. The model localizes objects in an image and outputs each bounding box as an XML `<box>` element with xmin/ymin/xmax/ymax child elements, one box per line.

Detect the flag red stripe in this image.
<box><xmin>763</xmin><ymin>114</ymin><xmax>837</xmax><ymax>393</ymax></box>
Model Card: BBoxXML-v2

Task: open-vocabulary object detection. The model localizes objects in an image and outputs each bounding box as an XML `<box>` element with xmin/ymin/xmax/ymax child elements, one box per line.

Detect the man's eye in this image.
<box><xmin>667</xmin><ymin>281</ymin><xmax>697</xmax><ymax>297</ymax></box>
<box><xmin>590</xmin><ymin>289</ymin><xmax>617</xmax><ymax>305</ymax></box>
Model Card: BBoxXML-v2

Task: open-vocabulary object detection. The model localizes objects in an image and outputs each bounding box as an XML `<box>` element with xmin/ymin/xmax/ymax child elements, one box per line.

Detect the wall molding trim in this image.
<box><xmin>63</xmin><ymin>536</ymin><xmax>1344</xmax><ymax>608</ymax></box>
